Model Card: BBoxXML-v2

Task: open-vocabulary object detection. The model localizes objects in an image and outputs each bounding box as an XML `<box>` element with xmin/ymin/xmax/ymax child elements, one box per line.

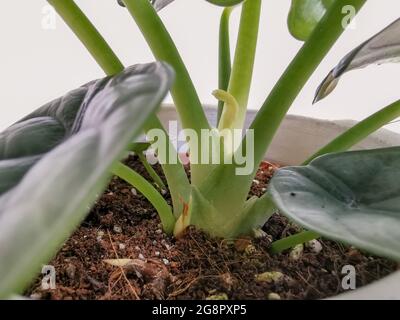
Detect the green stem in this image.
<box><xmin>196</xmin><ymin>0</ymin><xmax>366</xmax><ymax>222</ymax></box>
<box><xmin>249</xmin><ymin>0</ymin><xmax>367</xmax><ymax>166</ymax></box>
<box><xmin>121</xmin><ymin>0</ymin><xmax>209</xmax><ymax>133</ymax></box>
<box><xmin>304</xmin><ymin>99</ymin><xmax>400</xmax><ymax>164</ymax></box>
<box><xmin>226</xmin><ymin>0</ymin><xmax>261</xmax><ymax>129</ymax></box>
<box><xmin>48</xmin><ymin>0</ymin><xmax>124</xmax><ymax>75</ymax></box>
<box><xmin>269</xmin><ymin>231</ymin><xmax>319</xmax><ymax>254</ymax></box>
<box><xmin>138</xmin><ymin>153</ymin><xmax>167</xmax><ymax>190</ymax></box>
<box><xmin>112</xmin><ymin>163</ymin><xmax>175</xmax><ymax>234</ymax></box>
<box><xmin>50</xmin><ymin>0</ymin><xmax>191</xmax><ymax>218</ymax></box>
<box><xmin>217</xmin><ymin>7</ymin><xmax>233</xmax><ymax>125</ymax></box>
<box><xmin>143</xmin><ymin>116</ymin><xmax>191</xmax><ymax>218</ymax></box>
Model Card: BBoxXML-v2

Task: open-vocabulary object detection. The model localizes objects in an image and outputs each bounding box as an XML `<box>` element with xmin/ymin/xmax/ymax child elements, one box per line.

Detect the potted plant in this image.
<box><xmin>1</xmin><ymin>0</ymin><xmax>399</xmax><ymax>300</ymax></box>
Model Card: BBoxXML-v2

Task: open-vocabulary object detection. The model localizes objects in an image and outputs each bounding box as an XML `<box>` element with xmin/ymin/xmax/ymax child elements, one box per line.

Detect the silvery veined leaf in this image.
<box><xmin>0</xmin><ymin>62</ymin><xmax>173</xmax><ymax>297</ymax></box>
<box><xmin>314</xmin><ymin>18</ymin><xmax>400</xmax><ymax>103</ymax></box>
<box><xmin>269</xmin><ymin>147</ymin><xmax>400</xmax><ymax>261</ymax></box>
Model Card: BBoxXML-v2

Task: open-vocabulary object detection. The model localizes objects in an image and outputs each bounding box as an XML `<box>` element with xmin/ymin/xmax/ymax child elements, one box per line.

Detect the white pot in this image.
<box><xmin>157</xmin><ymin>105</ymin><xmax>400</xmax><ymax>300</ymax></box>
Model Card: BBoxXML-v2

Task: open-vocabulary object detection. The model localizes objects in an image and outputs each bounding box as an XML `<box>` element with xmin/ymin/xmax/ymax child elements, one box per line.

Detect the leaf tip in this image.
<box><xmin>313</xmin><ymin>70</ymin><xmax>339</xmax><ymax>104</ymax></box>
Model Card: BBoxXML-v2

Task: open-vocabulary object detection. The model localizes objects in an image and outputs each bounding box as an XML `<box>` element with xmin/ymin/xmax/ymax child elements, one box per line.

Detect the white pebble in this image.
<box><xmin>138</xmin><ymin>253</ymin><xmax>145</xmax><ymax>261</ymax></box>
<box><xmin>155</xmin><ymin>251</ymin><xmax>161</xmax><ymax>257</ymax></box>
<box><xmin>96</xmin><ymin>231</ymin><xmax>104</xmax><ymax>242</ymax></box>
<box><xmin>152</xmin><ymin>240</ymin><xmax>157</xmax><ymax>245</ymax></box>
<box><xmin>113</xmin><ymin>225</ymin><xmax>122</xmax><ymax>233</ymax></box>
<box><xmin>30</xmin><ymin>293</ymin><xmax>42</xmax><ymax>300</ymax></box>
<box><xmin>255</xmin><ymin>271</ymin><xmax>284</xmax><ymax>283</ymax></box>
<box><xmin>135</xmin><ymin>246</ymin><xmax>141</xmax><ymax>251</ymax></box>
<box><xmin>119</xmin><ymin>243</ymin><xmax>126</xmax><ymax>250</ymax></box>
<box><xmin>131</xmin><ymin>188</ymin><xmax>137</xmax><ymax>196</ymax></box>
<box><xmin>162</xmin><ymin>258</ymin><xmax>170</xmax><ymax>265</ymax></box>
<box><xmin>268</xmin><ymin>293</ymin><xmax>281</xmax><ymax>300</ymax></box>
<box><xmin>289</xmin><ymin>244</ymin><xmax>304</xmax><ymax>261</ymax></box>
<box><xmin>253</xmin><ymin>179</ymin><xmax>260</xmax><ymax>185</ymax></box>
<box><xmin>155</xmin><ymin>229</ymin><xmax>163</xmax><ymax>235</ymax></box>
<box><xmin>306</xmin><ymin>239</ymin><xmax>323</xmax><ymax>254</ymax></box>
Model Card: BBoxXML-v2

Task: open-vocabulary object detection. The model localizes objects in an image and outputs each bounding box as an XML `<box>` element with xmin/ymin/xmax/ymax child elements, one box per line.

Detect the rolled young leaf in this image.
<box><xmin>0</xmin><ymin>62</ymin><xmax>173</xmax><ymax>297</ymax></box>
<box><xmin>288</xmin><ymin>0</ymin><xmax>334</xmax><ymax>41</ymax></box>
<box><xmin>268</xmin><ymin>147</ymin><xmax>400</xmax><ymax>261</ymax></box>
<box><xmin>314</xmin><ymin>18</ymin><xmax>400</xmax><ymax>103</ymax></box>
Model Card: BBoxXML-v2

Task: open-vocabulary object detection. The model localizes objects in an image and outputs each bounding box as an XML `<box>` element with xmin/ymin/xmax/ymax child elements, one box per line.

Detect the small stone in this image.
<box><xmin>131</xmin><ymin>188</ymin><xmax>137</xmax><ymax>196</ymax></box>
<box><xmin>255</xmin><ymin>271</ymin><xmax>284</xmax><ymax>283</ymax></box>
<box><xmin>152</xmin><ymin>240</ymin><xmax>157</xmax><ymax>246</ymax></box>
<box><xmin>252</xmin><ymin>228</ymin><xmax>269</xmax><ymax>239</ymax></box>
<box><xmin>206</xmin><ymin>293</ymin><xmax>228</xmax><ymax>300</ymax></box>
<box><xmin>96</xmin><ymin>231</ymin><xmax>104</xmax><ymax>242</ymax></box>
<box><xmin>253</xmin><ymin>179</ymin><xmax>260</xmax><ymax>185</ymax></box>
<box><xmin>155</xmin><ymin>229</ymin><xmax>163</xmax><ymax>235</ymax></box>
<box><xmin>268</xmin><ymin>293</ymin><xmax>281</xmax><ymax>300</ymax></box>
<box><xmin>30</xmin><ymin>293</ymin><xmax>42</xmax><ymax>300</ymax></box>
<box><xmin>155</xmin><ymin>251</ymin><xmax>161</xmax><ymax>257</ymax></box>
<box><xmin>118</xmin><ymin>243</ymin><xmax>126</xmax><ymax>250</ymax></box>
<box><xmin>66</xmin><ymin>264</ymin><xmax>76</xmax><ymax>280</ymax></box>
<box><xmin>289</xmin><ymin>244</ymin><xmax>304</xmax><ymax>261</ymax></box>
<box><xmin>162</xmin><ymin>258</ymin><xmax>170</xmax><ymax>265</ymax></box>
<box><xmin>164</xmin><ymin>244</ymin><xmax>171</xmax><ymax>250</ymax></box>
<box><xmin>261</xmin><ymin>187</ymin><xmax>267</xmax><ymax>192</ymax></box>
<box><xmin>245</xmin><ymin>245</ymin><xmax>257</xmax><ymax>255</ymax></box>
<box><xmin>306</xmin><ymin>239</ymin><xmax>323</xmax><ymax>254</ymax></box>
<box><xmin>135</xmin><ymin>246</ymin><xmax>141</xmax><ymax>251</ymax></box>
<box><xmin>138</xmin><ymin>253</ymin><xmax>145</xmax><ymax>261</ymax></box>
<box><xmin>113</xmin><ymin>225</ymin><xmax>122</xmax><ymax>234</ymax></box>
<box><xmin>161</xmin><ymin>189</ymin><xmax>167</xmax><ymax>195</ymax></box>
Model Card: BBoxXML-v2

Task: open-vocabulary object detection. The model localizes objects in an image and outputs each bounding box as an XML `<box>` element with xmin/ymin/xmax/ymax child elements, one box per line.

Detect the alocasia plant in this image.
<box><xmin>47</xmin><ymin>0</ymin><xmax>400</xmax><ymax>248</ymax></box>
<box><xmin>3</xmin><ymin>0</ymin><xmax>400</xmax><ymax>296</ymax></box>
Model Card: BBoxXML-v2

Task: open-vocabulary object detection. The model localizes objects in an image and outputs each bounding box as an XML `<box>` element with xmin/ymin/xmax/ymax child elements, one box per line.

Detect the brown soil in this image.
<box><xmin>27</xmin><ymin>156</ymin><xmax>398</xmax><ymax>300</ymax></box>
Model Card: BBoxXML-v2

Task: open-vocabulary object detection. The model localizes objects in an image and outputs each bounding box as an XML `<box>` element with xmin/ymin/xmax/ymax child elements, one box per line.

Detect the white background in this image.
<box><xmin>1</xmin><ymin>0</ymin><xmax>400</xmax><ymax>132</ymax></box>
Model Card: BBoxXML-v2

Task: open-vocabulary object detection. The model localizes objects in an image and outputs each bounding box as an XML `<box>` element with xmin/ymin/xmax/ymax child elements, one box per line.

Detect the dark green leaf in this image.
<box><xmin>314</xmin><ymin>18</ymin><xmax>400</xmax><ymax>103</ymax></box>
<box><xmin>269</xmin><ymin>147</ymin><xmax>400</xmax><ymax>261</ymax></box>
<box><xmin>288</xmin><ymin>0</ymin><xmax>334</xmax><ymax>41</ymax></box>
<box><xmin>0</xmin><ymin>62</ymin><xmax>173</xmax><ymax>297</ymax></box>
